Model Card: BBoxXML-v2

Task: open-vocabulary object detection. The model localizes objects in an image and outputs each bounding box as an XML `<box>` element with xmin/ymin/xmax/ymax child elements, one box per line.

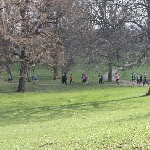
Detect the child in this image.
<box><xmin>137</xmin><ymin>74</ymin><xmax>140</xmax><ymax>84</ymax></box>
<box><xmin>62</xmin><ymin>73</ymin><xmax>67</xmax><ymax>85</ymax></box>
<box><xmin>33</xmin><ymin>73</ymin><xmax>38</xmax><ymax>84</ymax></box>
<box><xmin>132</xmin><ymin>72</ymin><xmax>136</xmax><ymax>85</ymax></box>
<box><xmin>140</xmin><ymin>74</ymin><xmax>142</xmax><ymax>84</ymax></box>
<box><xmin>84</xmin><ymin>74</ymin><xmax>88</xmax><ymax>83</ymax></box>
<box><xmin>143</xmin><ymin>73</ymin><xmax>149</xmax><ymax>86</ymax></box>
<box><xmin>82</xmin><ymin>74</ymin><xmax>85</xmax><ymax>84</ymax></box>
<box><xmin>98</xmin><ymin>73</ymin><xmax>104</xmax><ymax>84</ymax></box>
<box><xmin>115</xmin><ymin>73</ymin><xmax>120</xmax><ymax>85</ymax></box>
<box><xmin>8</xmin><ymin>74</ymin><xmax>12</xmax><ymax>83</ymax></box>
<box><xmin>70</xmin><ymin>74</ymin><xmax>74</xmax><ymax>84</ymax></box>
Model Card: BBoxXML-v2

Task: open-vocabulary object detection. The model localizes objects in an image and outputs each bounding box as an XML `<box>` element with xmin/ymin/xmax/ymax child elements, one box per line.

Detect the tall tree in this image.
<box><xmin>0</xmin><ymin>0</ymin><xmax>65</xmax><ymax>91</ymax></box>
<box><xmin>83</xmin><ymin>0</ymin><xmax>150</xmax><ymax>81</ymax></box>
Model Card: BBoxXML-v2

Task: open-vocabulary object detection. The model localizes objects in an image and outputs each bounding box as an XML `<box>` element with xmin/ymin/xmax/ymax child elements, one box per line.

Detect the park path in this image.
<box><xmin>0</xmin><ymin>66</ymin><xmax>148</xmax><ymax>86</ymax></box>
<box><xmin>104</xmin><ymin>67</ymin><xmax>133</xmax><ymax>86</ymax></box>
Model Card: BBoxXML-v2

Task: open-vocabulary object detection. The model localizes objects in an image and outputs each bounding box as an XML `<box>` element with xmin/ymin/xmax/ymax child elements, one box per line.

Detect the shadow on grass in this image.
<box><xmin>0</xmin><ymin>94</ymin><xmax>148</xmax><ymax>126</ymax></box>
<box><xmin>0</xmin><ymin>83</ymin><xmax>83</xmax><ymax>93</ymax></box>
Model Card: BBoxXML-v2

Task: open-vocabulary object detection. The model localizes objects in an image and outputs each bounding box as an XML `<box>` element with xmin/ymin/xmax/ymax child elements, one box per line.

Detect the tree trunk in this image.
<box><xmin>5</xmin><ymin>64</ymin><xmax>11</xmax><ymax>75</ymax></box>
<box><xmin>62</xmin><ymin>66</ymin><xmax>67</xmax><ymax>74</ymax></box>
<box><xmin>53</xmin><ymin>66</ymin><xmax>58</xmax><ymax>80</ymax></box>
<box><xmin>26</xmin><ymin>71</ymin><xmax>30</xmax><ymax>82</ymax></box>
<box><xmin>108</xmin><ymin>62</ymin><xmax>112</xmax><ymax>82</ymax></box>
<box><xmin>17</xmin><ymin>50</ymin><xmax>27</xmax><ymax>92</ymax></box>
<box><xmin>26</xmin><ymin>63</ymin><xmax>31</xmax><ymax>82</ymax></box>
<box><xmin>147</xmin><ymin>15</ymin><xmax>150</xmax><ymax>41</ymax></box>
<box><xmin>147</xmin><ymin>1</ymin><xmax>150</xmax><ymax>41</ymax></box>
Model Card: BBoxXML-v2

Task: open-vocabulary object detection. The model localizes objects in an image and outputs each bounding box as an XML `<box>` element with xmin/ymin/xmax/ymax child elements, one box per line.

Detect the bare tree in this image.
<box><xmin>0</xmin><ymin>0</ymin><xmax>66</xmax><ymax>91</ymax></box>
<box><xmin>82</xmin><ymin>0</ymin><xmax>150</xmax><ymax>81</ymax></box>
<box><xmin>1</xmin><ymin>0</ymin><xmax>150</xmax><ymax>87</ymax></box>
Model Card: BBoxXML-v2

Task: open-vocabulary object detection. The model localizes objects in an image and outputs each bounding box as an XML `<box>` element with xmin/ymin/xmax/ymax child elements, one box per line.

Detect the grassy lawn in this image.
<box><xmin>0</xmin><ymin>85</ymin><xmax>150</xmax><ymax>149</ymax></box>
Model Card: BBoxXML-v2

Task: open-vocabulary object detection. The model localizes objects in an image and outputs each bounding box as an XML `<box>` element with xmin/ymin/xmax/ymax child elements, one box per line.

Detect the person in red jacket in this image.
<box><xmin>70</xmin><ymin>74</ymin><xmax>74</xmax><ymax>84</ymax></box>
<box><xmin>84</xmin><ymin>74</ymin><xmax>88</xmax><ymax>85</ymax></box>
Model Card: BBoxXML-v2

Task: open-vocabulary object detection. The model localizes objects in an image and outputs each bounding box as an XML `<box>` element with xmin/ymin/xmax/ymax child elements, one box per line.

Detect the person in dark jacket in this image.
<box><xmin>8</xmin><ymin>74</ymin><xmax>12</xmax><ymax>83</ymax></box>
<box><xmin>98</xmin><ymin>73</ymin><xmax>104</xmax><ymax>84</ymax></box>
<box><xmin>62</xmin><ymin>73</ymin><xmax>67</xmax><ymax>85</ymax></box>
<box><xmin>140</xmin><ymin>74</ymin><xmax>142</xmax><ymax>84</ymax></box>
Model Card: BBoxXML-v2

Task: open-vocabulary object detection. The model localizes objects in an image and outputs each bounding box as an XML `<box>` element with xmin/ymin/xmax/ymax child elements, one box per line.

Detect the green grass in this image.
<box><xmin>0</xmin><ymin>85</ymin><xmax>150</xmax><ymax>149</ymax></box>
<box><xmin>0</xmin><ymin>58</ymin><xmax>108</xmax><ymax>85</ymax></box>
<box><xmin>1</xmin><ymin>60</ymin><xmax>150</xmax><ymax>87</ymax></box>
<box><xmin>118</xmin><ymin>62</ymin><xmax>150</xmax><ymax>81</ymax></box>
<box><xmin>0</xmin><ymin>60</ymin><xmax>150</xmax><ymax>149</ymax></box>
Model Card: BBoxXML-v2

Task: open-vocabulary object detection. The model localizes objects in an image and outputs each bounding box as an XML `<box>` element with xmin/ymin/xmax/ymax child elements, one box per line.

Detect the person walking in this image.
<box><xmin>137</xmin><ymin>74</ymin><xmax>140</xmax><ymax>85</ymax></box>
<box><xmin>132</xmin><ymin>72</ymin><xmax>136</xmax><ymax>85</ymax></box>
<box><xmin>98</xmin><ymin>73</ymin><xmax>104</xmax><ymax>84</ymax></box>
<box><xmin>62</xmin><ymin>73</ymin><xmax>67</xmax><ymax>85</ymax></box>
<box><xmin>84</xmin><ymin>74</ymin><xmax>88</xmax><ymax>84</ymax></box>
<box><xmin>143</xmin><ymin>73</ymin><xmax>149</xmax><ymax>86</ymax></box>
<box><xmin>115</xmin><ymin>73</ymin><xmax>120</xmax><ymax>85</ymax></box>
<box><xmin>33</xmin><ymin>73</ymin><xmax>38</xmax><ymax>84</ymax></box>
<box><xmin>8</xmin><ymin>74</ymin><xmax>12</xmax><ymax>83</ymax></box>
<box><xmin>140</xmin><ymin>74</ymin><xmax>143</xmax><ymax>84</ymax></box>
<box><xmin>70</xmin><ymin>74</ymin><xmax>74</xmax><ymax>84</ymax></box>
<box><xmin>82</xmin><ymin>74</ymin><xmax>86</xmax><ymax>84</ymax></box>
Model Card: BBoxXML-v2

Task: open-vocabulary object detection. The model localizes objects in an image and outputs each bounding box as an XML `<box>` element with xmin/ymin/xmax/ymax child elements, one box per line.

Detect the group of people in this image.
<box><xmin>132</xmin><ymin>72</ymin><xmax>149</xmax><ymax>86</ymax></box>
<box><xmin>61</xmin><ymin>72</ymin><xmax>150</xmax><ymax>86</ymax></box>
<box><xmin>115</xmin><ymin>72</ymin><xmax>149</xmax><ymax>86</ymax></box>
<box><xmin>98</xmin><ymin>73</ymin><xmax>119</xmax><ymax>85</ymax></box>
<box><xmin>7</xmin><ymin>71</ymin><xmax>150</xmax><ymax>86</ymax></box>
<box><xmin>61</xmin><ymin>73</ymin><xmax>89</xmax><ymax>85</ymax></box>
<box><xmin>7</xmin><ymin>73</ymin><xmax>38</xmax><ymax>84</ymax></box>
<box><xmin>82</xmin><ymin>74</ymin><xmax>88</xmax><ymax>85</ymax></box>
<box><xmin>61</xmin><ymin>73</ymin><xmax>74</xmax><ymax>85</ymax></box>
<box><xmin>62</xmin><ymin>73</ymin><xmax>103</xmax><ymax>85</ymax></box>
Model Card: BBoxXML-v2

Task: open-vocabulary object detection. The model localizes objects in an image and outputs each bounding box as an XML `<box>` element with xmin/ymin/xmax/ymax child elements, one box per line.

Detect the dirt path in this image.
<box><xmin>0</xmin><ymin>67</ymin><xmax>148</xmax><ymax>87</ymax></box>
<box><xmin>104</xmin><ymin>67</ymin><xmax>136</xmax><ymax>86</ymax></box>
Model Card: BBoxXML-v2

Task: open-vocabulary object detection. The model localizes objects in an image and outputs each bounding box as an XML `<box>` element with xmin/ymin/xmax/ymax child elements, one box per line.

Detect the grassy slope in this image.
<box><xmin>0</xmin><ymin>60</ymin><xmax>150</xmax><ymax>149</ymax></box>
<box><xmin>0</xmin><ymin>85</ymin><xmax>150</xmax><ymax>149</ymax></box>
